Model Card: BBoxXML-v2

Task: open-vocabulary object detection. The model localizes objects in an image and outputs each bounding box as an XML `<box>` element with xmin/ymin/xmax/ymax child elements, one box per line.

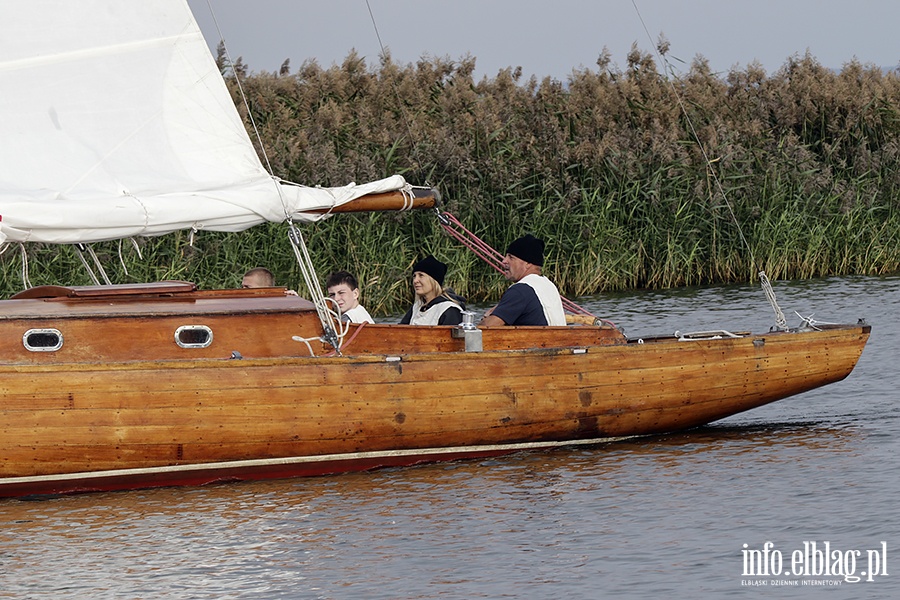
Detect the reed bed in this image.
<box><xmin>3</xmin><ymin>48</ymin><xmax>900</xmax><ymax>314</ymax></box>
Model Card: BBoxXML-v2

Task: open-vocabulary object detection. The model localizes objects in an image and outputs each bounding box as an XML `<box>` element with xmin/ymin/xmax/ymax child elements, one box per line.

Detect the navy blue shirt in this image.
<box><xmin>491</xmin><ymin>284</ymin><xmax>547</xmax><ymax>326</ymax></box>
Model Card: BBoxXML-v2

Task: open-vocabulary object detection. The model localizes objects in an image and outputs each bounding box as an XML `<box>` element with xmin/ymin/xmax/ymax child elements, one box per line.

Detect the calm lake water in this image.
<box><xmin>1</xmin><ymin>275</ymin><xmax>897</xmax><ymax>599</ymax></box>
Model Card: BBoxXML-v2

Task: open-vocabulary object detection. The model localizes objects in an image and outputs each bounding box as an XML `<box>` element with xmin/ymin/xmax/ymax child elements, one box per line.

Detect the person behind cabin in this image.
<box><xmin>241</xmin><ymin>267</ymin><xmax>275</xmax><ymax>288</ymax></box>
<box><xmin>478</xmin><ymin>234</ymin><xmax>566</xmax><ymax>326</ymax></box>
<box><xmin>325</xmin><ymin>271</ymin><xmax>374</xmax><ymax>324</ymax></box>
<box><xmin>242</xmin><ymin>267</ymin><xmax>300</xmax><ymax>296</ymax></box>
<box><xmin>400</xmin><ymin>255</ymin><xmax>466</xmax><ymax>326</ymax></box>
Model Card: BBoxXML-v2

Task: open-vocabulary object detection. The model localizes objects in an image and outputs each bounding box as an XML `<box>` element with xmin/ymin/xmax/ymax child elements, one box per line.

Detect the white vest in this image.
<box><xmin>518</xmin><ymin>274</ymin><xmax>566</xmax><ymax>326</ymax></box>
<box><xmin>344</xmin><ymin>304</ymin><xmax>374</xmax><ymax>324</ymax></box>
<box><xmin>408</xmin><ymin>297</ymin><xmax>462</xmax><ymax>325</ymax></box>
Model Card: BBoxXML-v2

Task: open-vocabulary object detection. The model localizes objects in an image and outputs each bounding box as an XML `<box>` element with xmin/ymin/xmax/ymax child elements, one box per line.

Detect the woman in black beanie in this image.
<box><xmin>399</xmin><ymin>255</ymin><xmax>466</xmax><ymax>325</ymax></box>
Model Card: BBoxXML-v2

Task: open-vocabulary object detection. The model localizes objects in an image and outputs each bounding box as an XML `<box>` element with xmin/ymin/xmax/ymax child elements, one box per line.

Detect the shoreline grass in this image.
<box><xmin>3</xmin><ymin>51</ymin><xmax>900</xmax><ymax>314</ymax></box>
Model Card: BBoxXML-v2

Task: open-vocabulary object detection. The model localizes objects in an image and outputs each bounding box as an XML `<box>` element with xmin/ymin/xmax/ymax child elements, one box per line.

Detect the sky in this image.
<box><xmin>187</xmin><ymin>0</ymin><xmax>900</xmax><ymax>81</ymax></box>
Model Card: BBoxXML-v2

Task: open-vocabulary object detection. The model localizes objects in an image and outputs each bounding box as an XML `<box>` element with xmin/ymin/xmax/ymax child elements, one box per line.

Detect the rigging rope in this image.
<box><xmin>287</xmin><ymin>223</ymin><xmax>344</xmax><ymax>354</ymax></box>
<box><xmin>201</xmin><ymin>0</ymin><xmax>342</xmax><ymax>343</ymax></box>
<box><xmin>364</xmin><ymin>0</ymin><xmax>428</xmax><ymax>181</ymax></box>
<box><xmin>73</xmin><ymin>244</ymin><xmax>101</xmax><ymax>286</ymax></box>
<box><xmin>18</xmin><ymin>244</ymin><xmax>31</xmax><ymax>290</ymax></box>
<box><xmin>435</xmin><ymin>209</ymin><xmax>615</xmax><ymax>325</ymax></box>
<box><xmin>201</xmin><ymin>0</ymin><xmax>277</xmax><ymax>184</ymax></box>
<box><xmin>116</xmin><ymin>238</ymin><xmax>143</xmax><ymax>278</ymax></box>
<box><xmin>759</xmin><ymin>272</ymin><xmax>788</xmax><ymax>330</ymax></box>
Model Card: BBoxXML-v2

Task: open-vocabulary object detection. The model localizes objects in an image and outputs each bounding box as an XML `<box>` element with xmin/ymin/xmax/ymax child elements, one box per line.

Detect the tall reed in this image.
<box><xmin>3</xmin><ymin>49</ymin><xmax>900</xmax><ymax>314</ymax></box>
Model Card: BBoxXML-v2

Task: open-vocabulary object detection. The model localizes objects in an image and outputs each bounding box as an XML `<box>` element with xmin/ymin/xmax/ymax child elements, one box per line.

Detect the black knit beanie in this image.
<box><xmin>412</xmin><ymin>255</ymin><xmax>447</xmax><ymax>286</ymax></box>
<box><xmin>506</xmin><ymin>234</ymin><xmax>544</xmax><ymax>266</ymax></box>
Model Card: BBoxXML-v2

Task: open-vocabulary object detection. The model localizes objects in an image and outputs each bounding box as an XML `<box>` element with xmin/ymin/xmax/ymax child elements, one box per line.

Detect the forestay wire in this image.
<box><xmin>364</xmin><ymin>0</ymin><xmax>429</xmax><ymax>178</ymax></box>
<box><xmin>630</xmin><ymin>0</ymin><xmax>788</xmax><ymax>330</ymax></box>
<box><xmin>200</xmin><ymin>0</ymin><xmax>278</xmax><ymax>188</ymax></box>
<box><xmin>200</xmin><ymin>1</ymin><xmax>347</xmax><ymax>343</ymax></box>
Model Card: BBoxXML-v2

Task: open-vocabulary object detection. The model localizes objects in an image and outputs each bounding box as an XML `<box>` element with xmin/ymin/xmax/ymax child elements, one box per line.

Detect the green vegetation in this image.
<box><xmin>3</xmin><ymin>48</ymin><xmax>900</xmax><ymax>314</ymax></box>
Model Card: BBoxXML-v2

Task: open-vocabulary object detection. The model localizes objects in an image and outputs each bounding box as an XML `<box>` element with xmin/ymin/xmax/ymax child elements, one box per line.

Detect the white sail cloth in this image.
<box><xmin>0</xmin><ymin>0</ymin><xmax>407</xmax><ymax>245</ymax></box>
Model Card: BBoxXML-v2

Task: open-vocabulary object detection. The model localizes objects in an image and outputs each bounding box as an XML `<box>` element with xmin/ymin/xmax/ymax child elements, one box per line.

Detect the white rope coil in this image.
<box><xmin>400</xmin><ymin>183</ymin><xmax>415</xmax><ymax>210</ymax></box>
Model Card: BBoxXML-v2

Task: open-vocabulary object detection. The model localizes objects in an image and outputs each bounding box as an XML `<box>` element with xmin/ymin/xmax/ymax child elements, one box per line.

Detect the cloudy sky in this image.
<box><xmin>188</xmin><ymin>0</ymin><xmax>900</xmax><ymax>79</ymax></box>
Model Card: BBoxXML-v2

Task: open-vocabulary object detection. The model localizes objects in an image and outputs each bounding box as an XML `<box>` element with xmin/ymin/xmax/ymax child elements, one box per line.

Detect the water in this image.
<box><xmin>1</xmin><ymin>275</ymin><xmax>897</xmax><ymax>599</ymax></box>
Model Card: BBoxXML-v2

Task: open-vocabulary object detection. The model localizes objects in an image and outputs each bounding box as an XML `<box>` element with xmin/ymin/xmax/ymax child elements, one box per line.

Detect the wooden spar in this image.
<box><xmin>307</xmin><ymin>186</ymin><xmax>439</xmax><ymax>214</ymax></box>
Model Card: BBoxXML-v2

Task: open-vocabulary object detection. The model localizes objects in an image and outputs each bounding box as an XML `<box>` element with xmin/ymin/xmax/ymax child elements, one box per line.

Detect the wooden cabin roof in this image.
<box><xmin>0</xmin><ymin>282</ymin><xmax>316</xmax><ymax>319</ymax></box>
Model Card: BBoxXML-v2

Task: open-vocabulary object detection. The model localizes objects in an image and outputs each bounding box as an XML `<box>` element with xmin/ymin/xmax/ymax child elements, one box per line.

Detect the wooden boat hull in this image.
<box><xmin>0</xmin><ymin>283</ymin><xmax>870</xmax><ymax>497</ymax></box>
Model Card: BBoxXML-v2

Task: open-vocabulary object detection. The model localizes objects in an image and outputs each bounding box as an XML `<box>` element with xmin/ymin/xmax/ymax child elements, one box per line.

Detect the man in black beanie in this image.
<box><xmin>479</xmin><ymin>234</ymin><xmax>565</xmax><ymax>326</ymax></box>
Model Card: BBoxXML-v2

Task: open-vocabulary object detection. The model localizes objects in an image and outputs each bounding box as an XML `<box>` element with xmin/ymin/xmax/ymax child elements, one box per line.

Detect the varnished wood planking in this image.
<box><xmin>0</xmin><ymin>282</ymin><xmax>870</xmax><ymax>487</ymax></box>
<box><xmin>1</xmin><ymin>329</ymin><xmax>865</xmax><ymax>477</ymax></box>
<box><xmin>1</xmin><ymin>328</ymin><xmax>864</xmax><ymax>417</ymax></box>
<box><xmin>0</xmin><ymin>313</ymin><xmax>323</xmax><ymax>364</ymax></box>
<box><xmin>0</xmin><ymin>287</ymin><xmax>623</xmax><ymax>359</ymax></box>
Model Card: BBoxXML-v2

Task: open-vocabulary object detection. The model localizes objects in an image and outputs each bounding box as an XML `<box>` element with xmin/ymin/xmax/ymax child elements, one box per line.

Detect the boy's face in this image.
<box><xmin>327</xmin><ymin>283</ymin><xmax>359</xmax><ymax>311</ymax></box>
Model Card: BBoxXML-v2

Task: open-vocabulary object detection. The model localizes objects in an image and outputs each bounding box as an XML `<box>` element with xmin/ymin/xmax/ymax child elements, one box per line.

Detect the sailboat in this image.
<box><xmin>0</xmin><ymin>1</ymin><xmax>870</xmax><ymax>498</ymax></box>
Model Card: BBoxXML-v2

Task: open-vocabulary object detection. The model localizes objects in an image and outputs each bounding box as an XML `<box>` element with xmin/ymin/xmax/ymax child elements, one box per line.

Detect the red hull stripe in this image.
<box><xmin>0</xmin><ymin>436</ymin><xmax>632</xmax><ymax>498</ymax></box>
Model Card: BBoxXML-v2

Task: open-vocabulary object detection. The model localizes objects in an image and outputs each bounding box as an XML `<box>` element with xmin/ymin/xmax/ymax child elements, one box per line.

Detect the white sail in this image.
<box><xmin>0</xmin><ymin>0</ymin><xmax>407</xmax><ymax>245</ymax></box>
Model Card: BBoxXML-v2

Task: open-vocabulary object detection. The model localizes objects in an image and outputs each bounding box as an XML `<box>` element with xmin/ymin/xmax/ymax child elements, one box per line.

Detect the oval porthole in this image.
<box><xmin>23</xmin><ymin>328</ymin><xmax>64</xmax><ymax>352</ymax></box>
<box><xmin>174</xmin><ymin>325</ymin><xmax>213</xmax><ymax>349</ymax></box>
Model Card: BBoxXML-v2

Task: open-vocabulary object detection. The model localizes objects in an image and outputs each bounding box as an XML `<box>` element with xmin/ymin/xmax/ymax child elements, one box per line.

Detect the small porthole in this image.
<box><xmin>174</xmin><ymin>325</ymin><xmax>213</xmax><ymax>349</ymax></box>
<box><xmin>23</xmin><ymin>328</ymin><xmax>63</xmax><ymax>352</ymax></box>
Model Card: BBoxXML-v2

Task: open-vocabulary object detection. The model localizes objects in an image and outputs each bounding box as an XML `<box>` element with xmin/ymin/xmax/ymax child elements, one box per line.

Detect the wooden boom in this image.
<box><xmin>309</xmin><ymin>186</ymin><xmax>439</xmax><ymax>214</ymax></box>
